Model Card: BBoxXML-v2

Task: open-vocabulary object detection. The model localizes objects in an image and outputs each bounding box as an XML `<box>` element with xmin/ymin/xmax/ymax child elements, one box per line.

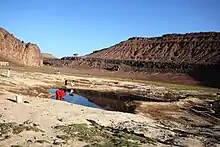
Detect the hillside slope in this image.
<box><xmin>0</xmin><ymin>27</ymin><xmax>43</xmax><ymax>67</ymax></box>
<box><xmin>88</xmin><ymin>32</ymin><xmax>220</xmax><ymax>64</ymax></box>
<box><xmin>42</xmin><ymin>53</ymin><xmax>57</xmax><ymax>59</ymax></box>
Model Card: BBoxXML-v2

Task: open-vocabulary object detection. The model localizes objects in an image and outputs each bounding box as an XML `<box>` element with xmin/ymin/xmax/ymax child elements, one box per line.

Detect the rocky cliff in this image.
<box><xmin>0</xmin><ymin>27</ymin><xmax>43</xmax><ymax>67</ymax></box>
<box><xmin>44</xmin><ymin>32</ymin><xmax>220</xmax><ymax>88</ymax></box>
<box><xmin>45</xmin><ymin>32</ymin><xmax>220</xmax><ymax>72</ymax></box>
<box><xmin>88</xmin><ymin>32</ymin><xmax>220</xmax><ymax>64</ymax></box>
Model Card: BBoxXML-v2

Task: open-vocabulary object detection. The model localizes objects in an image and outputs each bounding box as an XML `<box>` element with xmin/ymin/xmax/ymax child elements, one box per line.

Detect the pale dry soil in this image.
<box><xmin>0</xmin><ymin>69</ymin><xmax>220</xmax><ymax>147</ymax></box>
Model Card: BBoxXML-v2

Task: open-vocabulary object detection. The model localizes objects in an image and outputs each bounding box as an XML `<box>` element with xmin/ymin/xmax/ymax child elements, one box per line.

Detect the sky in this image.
<box><xmin>0</xmin><ymin>0</ymin><xmax>220</xmax><ymax>58</ymax></box>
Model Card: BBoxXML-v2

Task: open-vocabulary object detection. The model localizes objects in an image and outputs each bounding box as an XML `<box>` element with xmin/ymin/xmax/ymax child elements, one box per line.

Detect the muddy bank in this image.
<box><xmin>6</xmin><ymin>83</ymin><xmax>220</xmax><ymax>116</ymax></box>
<box><xmin>69</xmin><ymin>88</ymin><xmax>188</xmax><ymax>113</ymax></box>
<box><xmin>72</xmin><ymin>88</ymin><xmax>186</xmax><ymax>102</ymax></box>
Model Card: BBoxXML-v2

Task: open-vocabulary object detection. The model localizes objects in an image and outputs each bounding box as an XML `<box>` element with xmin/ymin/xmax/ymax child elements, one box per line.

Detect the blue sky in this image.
<box><xmin>0</xmin><ymin>0</ymin><xmax>220</xmax><ymax>57</ymax></box>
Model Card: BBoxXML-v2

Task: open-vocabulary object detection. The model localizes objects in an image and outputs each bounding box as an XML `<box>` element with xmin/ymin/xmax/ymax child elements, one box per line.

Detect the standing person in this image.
<box><xmin>64</xmin><ymin>80</ymin><xmax>68</xmax><ymax>86</ymax></box>
<box><xmin>7</xmin><ymin>68</ymin><xmax>11</xmax><ymax>78</ymax></box>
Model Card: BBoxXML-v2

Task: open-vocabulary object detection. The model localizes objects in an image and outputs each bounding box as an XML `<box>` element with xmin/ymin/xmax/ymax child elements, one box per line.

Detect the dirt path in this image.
<box><xmin>0</xmin><ymin>69</ymin><xmax>220</xmax><ymax>147</ymax></box>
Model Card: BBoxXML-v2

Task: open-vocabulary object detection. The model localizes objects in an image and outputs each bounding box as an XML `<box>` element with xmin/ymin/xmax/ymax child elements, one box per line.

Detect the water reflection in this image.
<box><xmin>49</xmin><ymin>89</ymin><xmax>102</xmax><ymax>109</ymax></box>
<box><xmin>49</xmin><ymin>89</ymin><xmax>137</xmax><ymax>113</ymax></box>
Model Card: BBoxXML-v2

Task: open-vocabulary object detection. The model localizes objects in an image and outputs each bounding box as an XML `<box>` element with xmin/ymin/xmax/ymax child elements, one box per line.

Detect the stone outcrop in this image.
<box><xmin>44</xmin><ymin>32</ymin><xmax>220</xmax><ymax>73</ymax></box>
<box><xmin>0</xmin><ymin>27</ymin><xmax>43</xmax><ymax>67</ymax></box>
<box><xmin>44</xmin><ymin>32</ymin><xmax>220</xmax><ymax>88</ymax></box>
<box><xmin>87</xmin><ymin>32</ymin><xmax>220</xmax><ymax>64</ymax></box>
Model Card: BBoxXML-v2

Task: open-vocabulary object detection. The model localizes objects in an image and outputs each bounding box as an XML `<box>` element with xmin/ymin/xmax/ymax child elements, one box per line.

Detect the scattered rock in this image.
<box><xmin>54</xmin><ymin>122</ymin><xmax>156</xmax><ymax>146</ymax></box>
<box><xmin>53</xmin><ymin>139</ymin><xmax>66</xmax><ymax>145</ymax></box>
<box><xmin>27</xmin><ymin>139</ymin><xmax>32</xmax><ymax>143</ymax></box>
<box><xmin>23</xmin><ymin>120</ymin><xmax>31</xmax><ymax>125</ymax></box>
<box><xmin>33</xmin><ymin>123</ymin><xmax>39</xmax><ymax>127</ymax></box>
<box><xmin>4</xmin><ymin>135</ymin><xmax>10</xmax><ymax>139</ymax></box>
<box><xmin>35</xmin><ymin>140</ymin><xmax>50</xmax><ymax>144</ymax></box>
<box><xmin>24</xmin><ymin>101</ymin><xmax>30</xmax><ymax>104</ymax></box>
<box><xmin>10</xmin><ymin>145</ymin><xmax>23</xmax><ymax>147</ymax></box>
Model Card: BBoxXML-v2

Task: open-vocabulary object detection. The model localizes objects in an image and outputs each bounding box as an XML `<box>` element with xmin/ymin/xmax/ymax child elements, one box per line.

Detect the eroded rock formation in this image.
<box><xmin>0</xmin><ymin>27</ymin><xmax>43</xmax><ymax>67</ymax></box>
<box><xmin>88</xmin><ymin>32</ymin><xmax>220</xmax><ymax>64</ymax></box>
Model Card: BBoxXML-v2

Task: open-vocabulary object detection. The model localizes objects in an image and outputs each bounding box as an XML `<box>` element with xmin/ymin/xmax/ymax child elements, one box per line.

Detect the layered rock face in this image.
<box><xmin>44</xmin><ymin>32</ymin><xmax>220</xmax><ymax>88</ymax></box>
<box><xmin>0</xmin><ymin>27</ymin><xmax>43</xmax><ymax>67</ymax></box>
<box><xmin>45</xmin><ymin>32</ymin><xmax>220</xmax><ymax>72</ymax></box>
<box><xmin>88</xmin><ymin>32</ymin><xmax>220</xmax><ymax>64</ymax></box>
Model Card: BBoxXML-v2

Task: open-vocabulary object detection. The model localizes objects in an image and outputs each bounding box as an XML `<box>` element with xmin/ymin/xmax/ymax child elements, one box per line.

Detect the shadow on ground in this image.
<box><xmin>187</xmin><ymin>62</ymin><xmax>220</xmax><ymax>89</ymax></box>
<box><xmin>69</xmin><ymin>89</ymin><xmax>186</xmax><ymax>113</ymax></box>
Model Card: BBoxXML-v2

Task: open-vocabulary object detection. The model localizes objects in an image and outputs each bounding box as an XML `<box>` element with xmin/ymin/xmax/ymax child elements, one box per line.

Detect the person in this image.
<box><xmin>69</xmin><ymin>89</ymin><xmax>74</xmax><ymax>96</ymax></box>
<box><xmin>64</xmin><ymin>80</ymin><xmax>68</xmax><ymax>86</ymax></box>
<box><xmin>55</xmin><ymin>88</ymin><xmax>67</xmax><ymax>100</ymax></box>
<box><xmin>48</xmin><ymin>87</ymin><xmax>75</xmax><ymax>100</ymax></box>
<box><xmin>48</xmin><ymin>88</ymin><xmax>67</xmax><ymax>100</ymax></box>
<box><xmin>7</xmin><ymin>68</ymin><xmax>11</xmax><ymax>78</ymax></box>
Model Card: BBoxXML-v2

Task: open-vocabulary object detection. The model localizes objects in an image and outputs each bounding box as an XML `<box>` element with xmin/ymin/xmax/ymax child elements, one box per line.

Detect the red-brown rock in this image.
<box><xmin>0</xmin><ymin>27</ymin><xmax>43</xmax><ymax>67</ymax></box>
<box><xmin>87</xmin><ymin>32</ymin><xmax>220</xmax><ymax>64</ymax></box>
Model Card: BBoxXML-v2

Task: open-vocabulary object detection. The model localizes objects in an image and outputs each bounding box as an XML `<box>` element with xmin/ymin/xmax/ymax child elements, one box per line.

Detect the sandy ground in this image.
<box><xmin>0</xmin><ymin>69</ymin><xmax>220</xmax><ymax>147</ymax></box>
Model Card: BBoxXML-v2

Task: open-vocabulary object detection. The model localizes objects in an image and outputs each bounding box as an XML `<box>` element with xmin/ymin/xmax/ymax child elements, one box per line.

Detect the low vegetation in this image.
<box><xmin>54</xmin><ymin>121</ymin><xmax>156</xmax><ymax>146</ymax></box>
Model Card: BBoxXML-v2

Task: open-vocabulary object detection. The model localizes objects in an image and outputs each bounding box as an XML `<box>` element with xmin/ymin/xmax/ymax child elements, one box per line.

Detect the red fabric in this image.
<box><xmin>56</xmin><ymin>89</ymin><xmax>66</xmax><ymax>100</ymax></box>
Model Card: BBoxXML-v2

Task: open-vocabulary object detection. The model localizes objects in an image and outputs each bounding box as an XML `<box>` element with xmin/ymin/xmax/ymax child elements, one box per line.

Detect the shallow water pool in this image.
<box><xmin>48</xmin><ymin>89</ymin><xmax>103</xmax><ymax>109</ymax></box>
<box><xmin>49</xmin><ymin>89</ymin><xmax>137</xmax><ymax>113</ymax></box>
